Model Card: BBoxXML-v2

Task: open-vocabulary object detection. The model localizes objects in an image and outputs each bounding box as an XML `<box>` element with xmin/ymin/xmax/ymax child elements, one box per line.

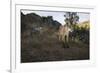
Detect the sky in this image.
<box><xmin>21</xmin><ymin>10</ymin><xmax>90</xmax><ymax>25</ymax></box>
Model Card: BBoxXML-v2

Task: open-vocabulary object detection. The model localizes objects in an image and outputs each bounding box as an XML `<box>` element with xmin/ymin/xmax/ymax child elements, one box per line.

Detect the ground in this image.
<box><xmin>21</xmin><ymin>29</ymin><xmax>89</xmax><ymax>63</ymax></box>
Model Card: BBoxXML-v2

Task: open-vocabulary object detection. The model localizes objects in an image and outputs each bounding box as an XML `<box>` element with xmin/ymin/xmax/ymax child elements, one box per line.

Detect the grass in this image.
<box><xmin>21</xmin><ymin>29</ymin><xmax>89</xmax><ymax>63</ymax></box>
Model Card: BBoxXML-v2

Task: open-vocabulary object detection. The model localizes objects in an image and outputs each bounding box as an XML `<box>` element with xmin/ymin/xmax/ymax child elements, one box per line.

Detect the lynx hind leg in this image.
<box><xmin>64</xmin><ymin>35</ymin><xmax>70</xmax><ymax>48</ymax></box>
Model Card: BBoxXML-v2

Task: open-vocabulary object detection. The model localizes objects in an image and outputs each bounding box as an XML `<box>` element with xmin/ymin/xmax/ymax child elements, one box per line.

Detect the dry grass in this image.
<box><xmin>21</xmin><ymin>29</ymin><xmax>89</xmax><ymax>63</ymax></box>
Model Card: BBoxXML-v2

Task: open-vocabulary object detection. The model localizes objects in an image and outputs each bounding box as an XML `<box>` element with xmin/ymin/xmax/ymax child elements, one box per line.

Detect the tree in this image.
<box><xmin>64</xmin><ymin>12</ymin><xmax>79</xmax><ymax>28</ymax></box>
<box><xmin>64</xmin><ymin>12</ymin><xmax>79</xmax><ymax>42</ymax></box>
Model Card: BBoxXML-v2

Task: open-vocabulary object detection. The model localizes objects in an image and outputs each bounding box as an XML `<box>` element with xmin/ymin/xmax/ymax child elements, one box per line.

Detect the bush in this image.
<box><xmin>71</xmin><ymin>23</ymin><xmax>89</xmax><ymax>44</ymax></box>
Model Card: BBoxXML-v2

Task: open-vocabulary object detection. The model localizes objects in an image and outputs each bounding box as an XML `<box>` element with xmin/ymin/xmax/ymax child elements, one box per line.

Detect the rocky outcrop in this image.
<box><xmin>21</xmin><ymin>12</ymin><xmax>61</xmax><ymax>33</ymax></box>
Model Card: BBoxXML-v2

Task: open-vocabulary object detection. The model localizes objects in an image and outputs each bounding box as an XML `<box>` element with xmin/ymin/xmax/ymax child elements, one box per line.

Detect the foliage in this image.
<box><xmin>64</xmin><ymin>12</ymin><xmax>79</xmax><ymax>27</ymax></box>
<box><xmin>71</xmin><ymin>21</ymin><xmax>90</xmax><ymax>44</ymax></box>
<box><xmin>64</xmin><ymin>12</ymin><xmax>89</xmax><ymax>44</ymax></box>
